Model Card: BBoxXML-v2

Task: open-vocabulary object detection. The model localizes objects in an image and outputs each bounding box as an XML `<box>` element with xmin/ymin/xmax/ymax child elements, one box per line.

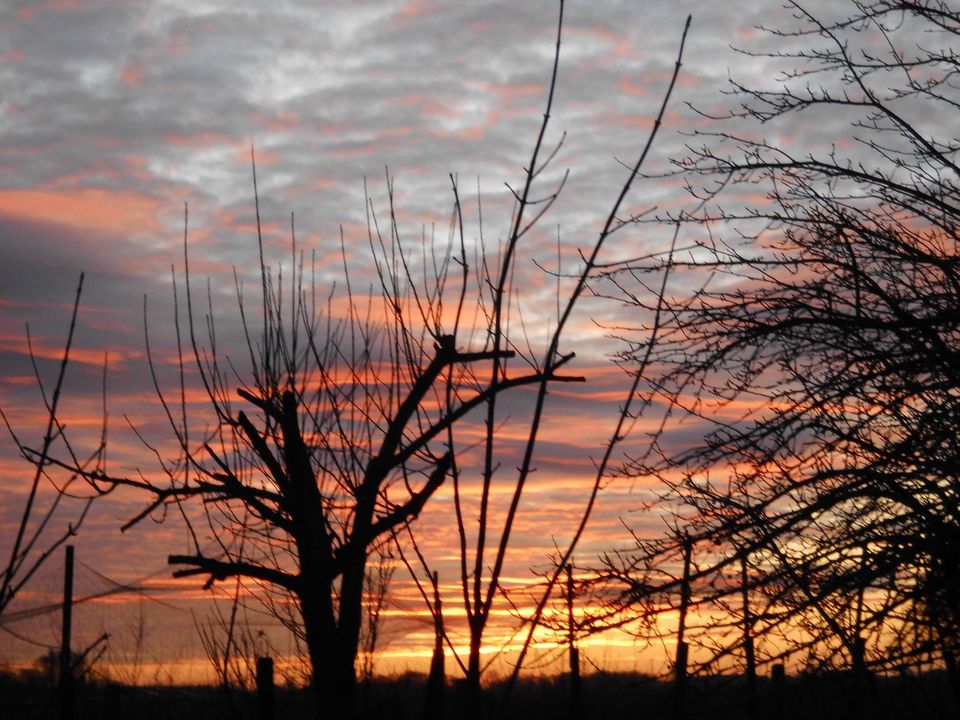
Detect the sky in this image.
<box><xmin>0</xmin><ymin>0</ymin><xmax>848</xmax><ymax>683</ymax></box>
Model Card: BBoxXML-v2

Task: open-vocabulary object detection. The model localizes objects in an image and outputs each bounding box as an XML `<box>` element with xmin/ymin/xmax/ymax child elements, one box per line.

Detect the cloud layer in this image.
<box><xmin>0</xmin><ymin>0</ymin><xmax>845</xmax><ymax>677</ymax></box>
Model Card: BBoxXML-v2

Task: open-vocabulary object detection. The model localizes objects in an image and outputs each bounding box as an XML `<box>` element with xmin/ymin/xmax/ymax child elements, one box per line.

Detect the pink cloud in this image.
<box><xmin>398</xmin><ymin>0</ymin><xmax>431</xmax><ymax>19</ymax></box>
<box><xmin>486</xmin><ymin>82</ymin><xmax>544</xmax><ymax>105</ymax></box>
<box><xmin>254</xmin><ymin>111</ymin><xmax>301</xmax><ymax>133</ymax></box>
<box><xmin>120</xmin><ymin>61</ymin><xmax>145</xmax><ymax>88</ymax></box>
<box><xmin>432</xmin><ymin>125</ymin><xmax>485</xmax><ymax>141</ymax></box>
<box><xmin>389</xmin><ymin>93</ymin><xmax>458</xmax><ymax>120</ymax></box>
<box><xmin>618</xmin><ymin>74</ymin><xmax>648</xmax><ymax>97</ymax></box>
<box><xmin>17</xmin><ymin>0</ymin><xmax>80</xmax><ymax>21</ymax></box>
<box><xmin>0</xmin><ymin>331</ymin><xmax>140</xmax><ymax>369</ymax></box>
<box><xmin>0</xmin><ymin>187</ymin><xmax>165</xmax><ymax>238</ymax></box>
<box><xmin>163</xmin><ymin>131</ymin><xmax>235</xmax><ymax>147</ymax></box>
<box><xmin>233</xmin><ymin>145</ymin><xmax>279</xmax><ymax>165</ymax></box>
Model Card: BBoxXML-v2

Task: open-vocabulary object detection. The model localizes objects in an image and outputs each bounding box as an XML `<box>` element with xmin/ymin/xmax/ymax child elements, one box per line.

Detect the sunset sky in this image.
<box><xmin>0</xmin><ymin>0</ymin><xmax>846</xmax><ymax>683</ymax></box>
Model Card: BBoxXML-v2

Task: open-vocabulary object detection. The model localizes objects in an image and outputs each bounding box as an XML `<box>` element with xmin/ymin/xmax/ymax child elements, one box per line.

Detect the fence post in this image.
<box><xmin>741</xmin><ymin>555</ymin><xmax>756</xmax><ymax>720</ymax></box>
<box><xmin>674</xmin><ymin>536</ymin><xmax>692</xmax><ymax>720</ymax></box>
<box><xmin>60</xmin><ymin>545</ymin><xmax>74</xmax><ymax>720</ymax></box>
<box><xmin>771</xmin><ymin>663</ymin><xmax>785</xmax><ymax>717</ymax></box>
<box><xmin>567</xmin><ymin>562</ymin><xmax>582</xmax><ymax>720</ymax></box>
<box><xmin>256</xmin><ymin>656</ymin><xmax>274</xmax><ymax>720</ymax></box>
<box><xmin>425</xmin><ymin>571</ymin><xmax>445</xmax><ymax>720</ymax></box>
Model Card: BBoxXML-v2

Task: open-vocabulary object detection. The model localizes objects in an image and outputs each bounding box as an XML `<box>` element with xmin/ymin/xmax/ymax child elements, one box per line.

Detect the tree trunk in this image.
<box><xmin>463</xmin><ymin>628</ymin><xmax>484</xmax><ymax>720</ymax></box>
<box><xmin>300</xmin><ymin>579</ymin><xmax>350</xmax><ymax>719</ymax></box>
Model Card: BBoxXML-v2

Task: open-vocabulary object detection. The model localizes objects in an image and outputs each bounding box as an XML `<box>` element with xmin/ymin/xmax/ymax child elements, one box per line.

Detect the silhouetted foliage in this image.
<box><xmin>591</xmin><ymin>0</ymin><xmax>960</xmax><ymax>709</ymax></box>
<box><xmin>42</xmin><ymin>172</ymin><xmax>583</xmax><ymax>719</ymax></box>
<box><xmin>1</xmin><ymin>276</ymin><xmax>99</xmax><ymax>620</ymax></box>
<box><xmin>397</xmin><ymin>7</ymin><xmax>691</xmax><ymax>720</ymax></box>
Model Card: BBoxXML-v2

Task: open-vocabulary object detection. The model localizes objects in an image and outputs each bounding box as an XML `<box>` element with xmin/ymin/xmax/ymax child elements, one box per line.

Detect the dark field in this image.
<box><xmin>2</xmin><ymin>670</ymin><xmax>957</xmax><ymax>719</ymax></box>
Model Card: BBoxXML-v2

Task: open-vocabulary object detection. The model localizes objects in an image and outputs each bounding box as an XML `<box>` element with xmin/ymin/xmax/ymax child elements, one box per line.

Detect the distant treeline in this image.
<box><xmin>1</xmin><ymin>668</ymin><xmax>957</xmax><ymax>720</ymax></box>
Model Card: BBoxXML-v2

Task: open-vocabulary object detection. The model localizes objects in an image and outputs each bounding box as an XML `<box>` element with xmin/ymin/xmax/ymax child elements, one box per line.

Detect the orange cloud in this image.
<box><xmin>618</xmin><ymin>74</ymin><xmax>648</xmax><ymax>97</ymax></box>
<box><xmin>0</xmin><ymin>188</ymin><xmax>165</xmax><ymax>238</ymax></box>
<box><xmin>17</xmin><ymin>0</ymin><xmax>79</xmax><ymax>21</ymax></box>
<box><xmin>389</xmin><ymin>93</ymin><xmax>458</xmax><ymax>120</ymax></box>
<box><xmin>398</xmin><ymin>0</ymin><xmax>431</xmax><ymax>19</ymax></box>
<box><xmin>163</xmin><ymin>131</ymin><xmax>235</xmax><ymax>147</ymax></box>
<box><xmin>120</xmin><ymin>61</ymin><xmax>145</xmax><ymax>88</ymax></box>
<box><xmin>234</xmin><ymin>145</ymin><xmax>278</xmax><ymax>165</ymax></box>
<box><xmin>439</xmin><ymin>125</ymin><xmax>485</xmax><ymax>141</ymax></box>
<box><xmin>253</xmin><ymin>111</ymin><xmax>301</xmax><ymax>133</ymax></box>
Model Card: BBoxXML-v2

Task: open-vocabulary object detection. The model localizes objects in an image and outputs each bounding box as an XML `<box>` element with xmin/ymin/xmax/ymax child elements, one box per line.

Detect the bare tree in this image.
<box><xmin>71</xmin><ymin>182</ymin><xmax>570</xmax><ymax>718</ymax></box>
<box><xmin>389</xmin><ymin>6</ymin><xmax>691</xmax><ymax>718</ymax></box>
<box><xmin>193</xmin><ymin>575</ymin><xmax>269</xmax><ymax>715</ymax></box>
<box><xmin>0</xmin><ymin>274</ymin><xmax>100</xmax><ymax>620</ymax></box>
<box><xmin>593</xmin><ymin>0</ymin><xmax>960</xmax><ymax>707</ymax></box>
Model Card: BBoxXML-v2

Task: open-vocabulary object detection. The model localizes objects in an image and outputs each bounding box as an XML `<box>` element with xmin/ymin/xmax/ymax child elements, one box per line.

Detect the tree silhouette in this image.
<box><xmin>74</xmin><ymin>181</ymin><xmax>585</xmax><ymax>717</ymax></box>
<box><xmin>357</xmin><ymin>7</ymin><xmax>693</xmax><ymax>718</ymax></box>
<box><xmin>1</xmin><ymin>275</ymin><xmax>99</xmax><ymax>620</ymax></box>
<box><xmin>592</xmin><ymin>0</ymin><xmax>960</xmax><ymax>704</ymax></box>
<box><xmin>409</xmin><ymin>8</ymin><xmax>691</xmax><ymax>718</ymax></box>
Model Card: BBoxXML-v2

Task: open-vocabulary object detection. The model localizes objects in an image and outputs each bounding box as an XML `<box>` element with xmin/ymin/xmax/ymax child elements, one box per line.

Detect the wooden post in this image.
<box><xmin>567</xmin><ymin>562</ymin><xmax>582</xmax><ymax>720</ymax></box>
<box><xmin>60</xmin><ymin>544</ymin><xmax>74</xmax><ymax>720</ymax></box>
<box><xmin>103</xmin><ymin>682</ymin><xmax>119</xmax><ymax>720</ymax></box>
<box><xmin>741</xmin><ymin>555</ymin><xmax>756</xmax><ymax>720</ymax></box>
<box><xmin>256</xmin><ymin>656</ymin><xmax>274</xmax><ymax>720</ymax></box>
<box><xmin>424</xmin><ymin>571</ymin><xmax>445</xmax><ymax>720</ymax></box>
<box><xmin>852</xmin><ymin>635</ymin><xmax>866</xmax><ymax>677</ymax></box>
<box><xmin>850</xmin><ymin>634</ymin><xmax>868</xmax><ymax>720</ymax></box>
<box><xmin>771</xmin><ymin>663</ymin><xmax>785</xmax><ymax>716</ymax></box>
<box><xmin>849</xmin><ymin>550</ymin><xmax>869</xmax><ymax>718</ymax></box>
<box><xmin>674</xmin><ymin>536</ymin><xmax>692</xmax><ymax>720</ymax></box>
